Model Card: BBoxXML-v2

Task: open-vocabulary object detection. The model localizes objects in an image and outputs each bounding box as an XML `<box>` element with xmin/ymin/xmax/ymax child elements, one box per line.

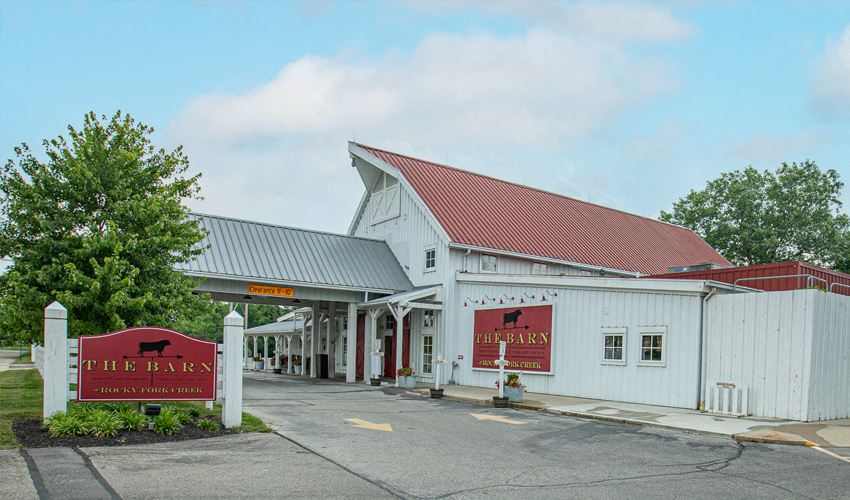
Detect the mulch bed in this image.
<box><xmin>12</xmin><ymin>416</ymin><xmax>237</xmax><ymax>448</ymax></box>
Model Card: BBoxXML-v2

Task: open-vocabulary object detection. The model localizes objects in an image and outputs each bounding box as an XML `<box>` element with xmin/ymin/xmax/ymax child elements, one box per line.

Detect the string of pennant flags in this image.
<box><xmin>463</xmin><ymin>290</ymin><xmax>559</xmax><ymax>307</ymax></box>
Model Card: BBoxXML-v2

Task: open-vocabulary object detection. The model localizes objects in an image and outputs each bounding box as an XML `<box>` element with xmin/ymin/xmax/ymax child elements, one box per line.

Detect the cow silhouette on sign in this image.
<box><xmin>502</xmin><ymin>310</ymin><xmax>523</xmax><ymax>328</ymax></box>
<box><xmin>137</xmin><ymin>340</ymin><xmax>171</xmax><ymax>357</ymax></box>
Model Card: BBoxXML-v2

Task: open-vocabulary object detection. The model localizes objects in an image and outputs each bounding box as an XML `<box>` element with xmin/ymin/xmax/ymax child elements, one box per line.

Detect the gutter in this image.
<box><xmin>697</xmin><ymin>286</ymin><xmax>718</xmax><ymax>410</ymax></box>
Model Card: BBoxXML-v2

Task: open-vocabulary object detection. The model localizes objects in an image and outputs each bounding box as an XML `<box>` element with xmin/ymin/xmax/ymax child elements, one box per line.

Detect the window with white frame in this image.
<box><xmin>480</xmin><ymin>254</ymin><xmax>498</xmax><ymax>272</ymax></box>
<box><xmin>385</xmin><ymin>315</ymin><xmax>395</xmax><ymax>330</ymax></box>
<box><xmin>421</xmin><ymin>335</ymin><xmax>433</xmax><ymax>374</ymax></box>
<box><xmin>638</xmin><ymin>327</ymin><xmax>666</xmax><ymax>364</ymax></box>
<box><xmin>422</xmin><ymin>310</ymin><xmax>435</xmax><ymax>329</ymax></box>
<box><xmin>532</xmin><ymin>262</ymin><xmax>548</xmax><ymax>275</ymax></box>
<box><xmin>424</xmin><ymin>246</ymin><xmax>436</xmax><ymax>272</ymax></box>
<box><xmin>601</xmin><ymin>327</ymin><xmax>627</xmax><ymax>364</ymax></box>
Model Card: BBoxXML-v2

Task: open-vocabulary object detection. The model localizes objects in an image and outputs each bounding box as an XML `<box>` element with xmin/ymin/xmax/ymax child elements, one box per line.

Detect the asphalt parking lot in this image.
<box><xmin>240</xmin><ymin>373</ymin><xmax>850</xmax><ymax>499</ymax></box>
<box><xmin>4</xmin><ymin>372</ymin><xmax>849</xmax><ymax>499</ymax></box>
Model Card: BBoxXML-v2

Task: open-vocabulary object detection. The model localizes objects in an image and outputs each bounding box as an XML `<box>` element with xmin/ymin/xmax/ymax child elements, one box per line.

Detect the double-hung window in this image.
<box><xmin>424</xmin><ymin>246</ymin><xmax>436</xmax><ymax>272</ymax></box>
<box><xmin>421</xmin><ymin>335</ymin><xmax>433</xmax><ymax>375</ymax></box>
<box><xmin>601</xmin><ymin>327</ymin><xmax>627</xmax><ymax>365</ymax></box>
<box><xmin>638</xmin><ymin>326</ymin><xmax>666</xmax><ymax>365</ymax></box>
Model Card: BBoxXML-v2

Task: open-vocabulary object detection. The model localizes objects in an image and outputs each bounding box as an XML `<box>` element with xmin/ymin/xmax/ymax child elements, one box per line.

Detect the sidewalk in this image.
<box><xmin>412</xmin><ymin>384</ymin><xmax>850</xmax><ymax>447</ymax></box>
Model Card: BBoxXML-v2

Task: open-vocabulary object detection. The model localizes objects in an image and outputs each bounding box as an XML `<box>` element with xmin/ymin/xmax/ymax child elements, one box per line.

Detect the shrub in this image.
<box><xmin>116</xmin><ymin>408</ymin><xmax>146</xmax><ymax>431</ymax></box>
<box><xmin>49</xmin><ymin>412</ymin><xmax>87</xmax><ymax>437</ymax></box>
<box><xmin>154</xmin><ymin>409</ymin><xmax>180</xmax><ymax>435</ymax></box>
<box><xmin>188</xmin><ymin>408</ymin><xmax>201</xmax><ymax>418</ymax></box>
<box><xmin>84</xmin><ymin>410</ymin><xmax>119</xmax><ymax>437</ymax></box>
<box><xmin>196</xmin><ymin>418</ymin><xmax>219</xmax><ymax>432</ymax></box>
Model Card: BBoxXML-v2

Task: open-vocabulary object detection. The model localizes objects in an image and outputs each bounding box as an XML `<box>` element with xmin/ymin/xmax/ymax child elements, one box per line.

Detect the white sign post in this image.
<box><xmin>370</xmin><ymin>338</ymin><xmax>384</xmax><ymax>384</ymax></box>
<box><xmin>495</xmin><ymin>341</ymin><xmax>509</xmax><ymax>399</ymax></box>
<box><xmin>433</xmin><ymin>353</ymin><xmax>448</xmax><ymax>391</ymax></box>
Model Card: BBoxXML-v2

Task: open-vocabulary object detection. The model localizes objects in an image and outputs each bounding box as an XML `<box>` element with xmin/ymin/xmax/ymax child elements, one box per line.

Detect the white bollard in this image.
<box><xmin>222</xmin><ymin>310</ymin><xmax>244</xmax><ymax>428</ymax></box>
<box><xmin>495</xmin><ymin>341</ymin><xmax>508</xmax><ymax>399</ymax></box>
<box><xmin>433</xmin><ymin>353</ymin><xmax>448</xmax><ymax>391</ymax></box>
<box><xmin>43</xmin><ymin>301</ymin><xmax>69</xmax><ymax>423</ymax></box>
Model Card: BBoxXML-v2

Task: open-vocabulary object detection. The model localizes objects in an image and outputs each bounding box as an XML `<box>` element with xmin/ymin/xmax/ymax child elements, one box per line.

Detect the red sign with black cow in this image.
<box><xmin>472</xmin><ymin>304</ymin><xmax>554</xmax><ymax>374</ymax></box>
<box><xmin>77</xmin><ymin>327</ymin><xmax>218</xmax><ymax>402</ymax></box>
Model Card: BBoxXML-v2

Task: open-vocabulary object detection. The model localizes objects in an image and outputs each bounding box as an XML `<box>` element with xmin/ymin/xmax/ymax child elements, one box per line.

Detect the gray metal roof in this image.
<box><xmin>244</xmin><ymin>318</ymin><xmax>305</xmax><ymax>335</ymax></box>
<box><xmin>179</xmin><ymin>213</ymin><xmax>413</xmax><ymax>293</ymax></box>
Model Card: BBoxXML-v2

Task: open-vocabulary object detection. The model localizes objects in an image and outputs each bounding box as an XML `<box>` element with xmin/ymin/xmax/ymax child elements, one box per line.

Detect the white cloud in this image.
<box><xmin>168</xmin><ymin>24</ymin><xmax>684</xmax><ymax>232</ymax></box>
<box><xmin>813</xmin><ymin>25</ymin><xmax>850</xmax><ymax>118</ymax></box>
<box><xmin>407</xmin><ymin>0</ymin><xmax>695</xmax><ymax>42</ymax></box>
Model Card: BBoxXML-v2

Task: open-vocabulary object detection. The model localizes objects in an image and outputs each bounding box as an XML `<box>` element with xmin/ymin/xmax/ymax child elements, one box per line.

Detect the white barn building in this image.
<box><xmin>181</xmin><ymin>142</ymin><xmax>850</xmax><ymax>421</ymax></box>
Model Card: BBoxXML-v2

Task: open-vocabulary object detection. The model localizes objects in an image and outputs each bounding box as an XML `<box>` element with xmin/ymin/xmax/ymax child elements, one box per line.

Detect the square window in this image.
<box><xmin>638</xmin><ymin>327</ymin><xmax>666</xmax><ymax>365</ymax></box>
<box><xmin>422</xmin><ymin>310</ymin><xmax>435</xmax><ymax>329</ymax></box>
<box><xmin>480</xmin><ymin>254</ymin><xmax>498</xmax><ymax>272</ymax></box>
<box><xmin>532</xmin><ymin>262</ymin><xmax>548</xmax><ymax>275</ymax></box>
<box><xmin>424</xmin><ymin>247</ymin><xmax>436</xmax><ymax>271</ymax></box>
<box><xmin>601</xmin><ymin>327</ymin><xmax>627</xmax><ymax>365</ymax></box>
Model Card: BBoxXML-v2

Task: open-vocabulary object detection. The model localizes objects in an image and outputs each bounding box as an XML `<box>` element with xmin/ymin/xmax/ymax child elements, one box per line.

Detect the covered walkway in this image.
<box><xmin>177</xmin><ymin>213</ymin><xmax>418</xmax><ymax>383</ymax></box>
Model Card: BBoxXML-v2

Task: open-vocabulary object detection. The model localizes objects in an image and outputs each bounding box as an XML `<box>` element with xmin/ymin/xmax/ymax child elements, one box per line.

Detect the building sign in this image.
<box><xmin>472</xmin><ymin>304</ymin><xmax>554</xmax><ymax>374</ymax></box>
<box><xmin>247</xmin><ymin>283</ymin><xmax>295</xmax><ymax>297</ymax></box>
<box><xmin>77</xmin><ymin>327</ymin><xmax>218</xmax><ymax>402</ymax></box>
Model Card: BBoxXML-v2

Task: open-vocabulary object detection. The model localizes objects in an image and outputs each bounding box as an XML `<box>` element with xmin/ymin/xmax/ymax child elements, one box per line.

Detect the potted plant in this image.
<box><xmin>396</xmin><ymin>367</ymin><xmax>416</xmax><ymax>388</ymax></box>
<box><xmin>292</xmin><ymin>356</ymin><xmax>302</xmax><ymax>375</ymax></box>
<box><xmin>502</xmin><ymin>373</ymin><xmax>524</xmax><ymax>403</ymax></box>
<box><xmin>274</xmin><ymin>354</ymin><xmax>285</xmax><ymax>374</ymax></box>
<box><xmin>253</xmin><ymin>355</ymin><xmax>264</xmax><ymax>370</ymax></box>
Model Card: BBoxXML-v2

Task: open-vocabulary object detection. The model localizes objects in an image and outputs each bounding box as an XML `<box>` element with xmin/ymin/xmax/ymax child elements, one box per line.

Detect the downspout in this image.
<box><xmin>697</xmin><ymin>287</ymin><xmax>718</xmax><ymax>411</ymax></box>
<box><xmin>463</xmin><ymin>249</ymin><xmax>471</xmax><ymax>272</ymax></box>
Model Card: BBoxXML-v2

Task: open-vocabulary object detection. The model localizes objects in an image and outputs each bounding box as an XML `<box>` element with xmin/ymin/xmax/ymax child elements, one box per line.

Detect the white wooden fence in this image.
<box><xmin>704</xmin><ymin>289</ymin><xmax>850</xmax><ymax>421</ymax></box>
<box><xmin>36</xmin><ymin>302</ymin><xmax>245</xmax><ymax>428</ymax></box>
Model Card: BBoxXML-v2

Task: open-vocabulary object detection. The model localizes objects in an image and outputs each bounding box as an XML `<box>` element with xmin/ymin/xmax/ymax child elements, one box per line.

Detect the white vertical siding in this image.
<box><xmin>352</xmin><ymin>177</ymin><xmax>447</xmax><ymax>288</ymax></box>
<box><xmin>808</xmin><ymin>293</ymin><xmax>850</xmax><ymax>421</ymax></box>
<box><xmin>449</xmin><ymin>282</ymin><xmax>704</xmax><ymax>408</ymax></box>
<box><xmin>705</xmin><ymin>290</ymin><xmax>824</xmax><ymax>421</ymax></box>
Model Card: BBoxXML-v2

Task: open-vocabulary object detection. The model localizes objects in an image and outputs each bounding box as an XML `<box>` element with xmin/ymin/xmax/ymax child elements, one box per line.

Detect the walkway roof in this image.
<box><xmin>178</xmin><ymin>213</ymin><xmax>413</xmax><ymax>295</ymax></box>
<box><xmin>244</xmin><ymin>318</ymin><xmax>305</xmax><ymax>336</ymax></box>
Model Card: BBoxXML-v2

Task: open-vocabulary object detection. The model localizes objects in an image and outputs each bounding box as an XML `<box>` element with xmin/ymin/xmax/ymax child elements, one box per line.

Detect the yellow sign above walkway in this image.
<box><xmin>247</xmin><ymin>284</ymin><xmax>295</xmax><ymax>297</ymax></box>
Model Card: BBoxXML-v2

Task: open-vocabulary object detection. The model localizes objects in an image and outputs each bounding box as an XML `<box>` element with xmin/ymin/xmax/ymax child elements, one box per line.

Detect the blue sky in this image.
<box><xmin>1</xmin><ymin>0</ymin><xmax>848</xmax><ymax>233</ymax></box>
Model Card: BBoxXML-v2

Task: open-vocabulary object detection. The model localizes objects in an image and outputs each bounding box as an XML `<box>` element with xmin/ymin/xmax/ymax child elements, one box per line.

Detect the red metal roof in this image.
<box><xmin>355</xmin><ymin>143</ymin><xmax>732</xmax><ymax>275</ymax></box>
<box><xmin>648</xmin><ymin>261</ymin><xmax>850</xmax><ymax>296</ymax></box>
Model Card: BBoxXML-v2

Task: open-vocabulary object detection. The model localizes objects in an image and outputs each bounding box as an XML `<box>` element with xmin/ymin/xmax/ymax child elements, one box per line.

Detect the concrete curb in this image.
<box><xmin>428</xmin><ymin>391</ymin><xmax>802</xmax><ymax>442</ymax></box>
<box><xmin>732</xmin><ymin>434</ymin><xmax>809</xmax><ymax>446</ymax></box>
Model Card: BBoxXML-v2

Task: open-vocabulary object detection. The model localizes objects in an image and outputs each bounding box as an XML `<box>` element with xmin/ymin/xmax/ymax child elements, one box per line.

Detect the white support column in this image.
<box><xmin>367</xmin><ymin>308</ymin><xmax>381</xmax><ymax>382</ymax></box>
<box><xmin>286</xmin><ymin>336</ymin><xmax>293</xmax><ymax>374</ymax></box>
<box><xmin>301</xmin><ymin>314</ymin><xmax>308</xmax><ymax>377</ymax></box>
<box><xmin>223</xmin><ymin>310</ymin><xmax>244</xmax><ymax>428</ymax></box>
<box><xmin>43</xmin><ymin>301</ymin><xmax>68</xmax><ymax>422</ymax></box>
<box><xmin>346</xmin><ymin>302</ymin><xmax>357</xmax><ymax>383</ymax></box>
<box><xmin>327</xmin><ymin>303</ymin><xmax>336</xmax><ymax>377</ymax></box>
<box><xmin>388</xmin><ymin>303</ymin><xmax>412</xmax><ymax>387</ymax></box>
<box><xmin>263</xmin><ymin>335</ymin><xmax>269</xmax><ymax>371</ymax></box>
<box><xmin>243</xmin><ymin>337</ymin><xmax>249</xmax><ymax>368</ymax></box>
<box><xmin>253</xmin><ymin>335</ymin><xmax>258</xmax><ymax>358</ymax></box>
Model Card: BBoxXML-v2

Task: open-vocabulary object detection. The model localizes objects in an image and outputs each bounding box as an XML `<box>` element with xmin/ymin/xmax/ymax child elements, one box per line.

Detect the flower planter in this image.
<box><xmin>429</xmin><ymin>388</ymin><xmax>444</xmax><ymax>399</ymax></box>
<box><xmin>504</xmin><ymin>385</ymin><xmax>524</xmax><ymax>403</ymax></box>
<box><xmin>293</xmin><ymin>366</ymin><xmax>302</xmax><ymax>375</ymax></box>
<box><xmin>397</xmin><ymin>376</ymin><xmax>417</xmax><ymax>388</ymax></box>
<box><xmin>370</xmin><ymin>378</ymin><xmax>382</xmax><ymax>387</ymax></box>
<box><xmin>273</xmin><ymin>368</ymin><xmax>282</xmax><ymax>374</ymax></box>
<box><xmin>493</xmin><ymin>396</ymin><xmax>510</xmax><ymax>408</ymax></box>
<box><xmin>253</xmin><ymin>361</ymin><xmax>264</xmax><ymax>370</ymax></box>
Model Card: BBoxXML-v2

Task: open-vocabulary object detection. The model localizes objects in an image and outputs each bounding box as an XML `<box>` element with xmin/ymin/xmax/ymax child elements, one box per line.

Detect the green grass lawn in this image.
<box><xmin>0</xmin><ymin>369</ymin><xmax>42</xmax><ymax>448</ymax></box>
<box><xmin>14</xmin><ymin>353</ymin><xmax>32</xmax><ymax>364</ymax></box>
<box><xmin>0</xmin><ymin>369</ymin><xmax>268</xmax><ymax>448</ymax></box>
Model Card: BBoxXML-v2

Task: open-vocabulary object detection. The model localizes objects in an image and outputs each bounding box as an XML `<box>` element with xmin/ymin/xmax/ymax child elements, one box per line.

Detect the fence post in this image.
<box><xmin>222</xmin><ymin>310</ymin><xmax>244</xmax><ymax>428</ymax></box>
<box><xmin>43</xmin><ymin>301</ymin><xmax>68</xmax><ymax>423</ymax></box>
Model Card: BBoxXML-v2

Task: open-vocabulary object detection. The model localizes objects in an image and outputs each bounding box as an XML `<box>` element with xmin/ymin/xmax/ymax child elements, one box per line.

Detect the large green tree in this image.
<box><xmin>660</xmin><ymin>161</ymin><xmax>850</xmax><ymax>273</ymax></box>
<box><xmin>0</xmin><ymin>111</ymin><xmax>208</xmax><ymax>341</ymax></box>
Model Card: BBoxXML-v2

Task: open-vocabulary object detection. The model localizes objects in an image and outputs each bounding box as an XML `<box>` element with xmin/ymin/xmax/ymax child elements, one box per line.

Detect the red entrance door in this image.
<box><xmin>355</xmin><ymin>313</ymin><xmax>365</xmax><ymax>378</ymax></box>
<box><xmin>383</xmin><ymin>317</ymin><xmax>411</xmax><ymax>377</ymax></box>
